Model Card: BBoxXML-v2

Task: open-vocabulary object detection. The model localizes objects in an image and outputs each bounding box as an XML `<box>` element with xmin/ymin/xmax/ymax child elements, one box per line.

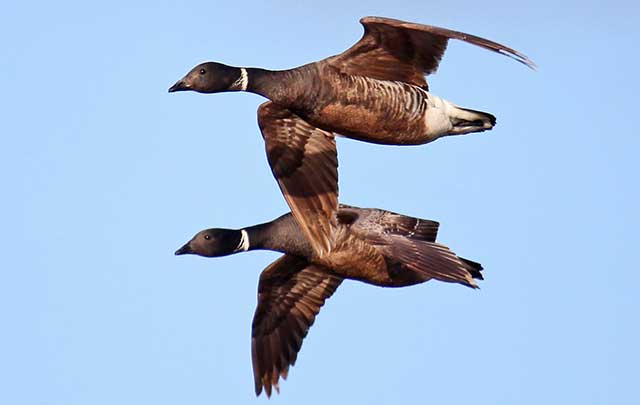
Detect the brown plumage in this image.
<box><xmin>258</xmin><ymin>102</ymin><xmax>338</xmax><ymax>256</ymax></box>
<box><xmin>169</xmin><ymin>16</ymin><xmax>535</xmax><ymax>256</ymax></box>
<box><xmin>251</xmin><ymin>255</ymin><xmax>342</xmax><ymax>397</ymax></box>
<box><xmin>175</xmin><ymin>204</ymin><xmax>483</xmax><ymax>396</ymax></box>
<box><xmin>326</xmin><ymin>16</ymin><xmax>534</xmax><ymax>88</ymax></box>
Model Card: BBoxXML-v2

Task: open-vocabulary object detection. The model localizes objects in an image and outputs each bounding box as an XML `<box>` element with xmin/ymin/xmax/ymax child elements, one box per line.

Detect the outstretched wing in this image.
<box><xmin>252</xmin><ymin>254</ymin><xmax>343</xmax><ymax>397</ymax></box>
<box><xmin>326</xmin><ymin>16</ymin><xmax>536</xmax><ymax>88</ymax></box>
<box><xmin>258</xmin><ymin>101</ymin><xmax>339</xmax><ymax>256</ymax></box>
<box><xmin>337</xmin><ymin>204</ymin><xmax>440</xmax><ymax>243</ymax></box>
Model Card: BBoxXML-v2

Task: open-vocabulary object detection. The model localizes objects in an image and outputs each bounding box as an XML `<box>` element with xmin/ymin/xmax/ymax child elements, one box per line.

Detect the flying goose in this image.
<box><xmin>175</xmin><ymin>204</ymin><xmax>483</xmax><ymax>397</ymax></box>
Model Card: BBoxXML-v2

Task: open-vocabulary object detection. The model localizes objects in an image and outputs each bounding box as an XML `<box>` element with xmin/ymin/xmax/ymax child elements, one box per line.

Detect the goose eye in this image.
<box><xmin>204</xmin><ymin>234</ymin><xmax>211</xmax><ymax>240</ymax></box>
<box><xmin>199</xmin><ymin>68</ymin><xmax>206</xmax><ymax>75</ymax></box>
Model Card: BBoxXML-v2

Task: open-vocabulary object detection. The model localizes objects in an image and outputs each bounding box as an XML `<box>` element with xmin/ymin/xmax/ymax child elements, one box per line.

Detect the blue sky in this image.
<box><xmin>2</xmin><ymin>0</ymin><xmax>638</xmax><ymax>404</ymax></box>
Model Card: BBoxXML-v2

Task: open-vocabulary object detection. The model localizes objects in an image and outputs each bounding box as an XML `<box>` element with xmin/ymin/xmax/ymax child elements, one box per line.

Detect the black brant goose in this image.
<box><xmin>175</xmin><ymin>204</ymin><xmax>483</xmax><ymax>397</ymax></box>
<box><xmin>168</xmin><ymin>17</ymin><xmax>534</xmax><ymax>256</ymax></box>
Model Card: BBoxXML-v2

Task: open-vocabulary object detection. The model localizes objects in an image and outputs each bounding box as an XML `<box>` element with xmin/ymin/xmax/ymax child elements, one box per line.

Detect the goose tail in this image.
<box><xmin>448</xmin><ymin>106</ymin><xmax>496</xmax><ymax>135</ymax></box>
<box><xmin>387</xmin><ymin>238</ymin><xmax>484</xmax><ymax>288</ymax></box>
<box><xmin>424</xmin><ymin>93</ymin><xmax>496</xmax><ymax>139</ymax></box>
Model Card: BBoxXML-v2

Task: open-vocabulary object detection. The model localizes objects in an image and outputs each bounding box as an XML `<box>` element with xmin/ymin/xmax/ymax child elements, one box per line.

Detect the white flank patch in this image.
<box><xmin>236</xmin><ymin>229</ymin><xmax>250</xmax><ymax>252</ymax></box>
<box><xmin>232</xmin><ymin>68</ymin><xmax>248</xmax><ymax>91</ymax></box>
<box><xmin>423</xmin><ymin>92</ymin><xmax>456</xmax><ymax>139</ymax></box>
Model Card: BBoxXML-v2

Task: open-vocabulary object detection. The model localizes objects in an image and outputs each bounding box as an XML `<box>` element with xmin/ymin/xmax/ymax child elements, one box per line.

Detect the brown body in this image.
<box><xmin>310</xmin><ymin>206</ymin><xmax>478</xmax><ymax>287</ymax></box>
<box><xmin>307</xmin><ymin>214</ymin><xmax>443</xmax><ymax>287</ymax></box>
<box><xmin>251</xmin><ymin>64</ymin><xmax>433</xmax><ymax>145</ymax></box>
<box><xmin>314</xmin><ymin>228</ymin><xmax>392</xmax><ymax>285</ymax></box>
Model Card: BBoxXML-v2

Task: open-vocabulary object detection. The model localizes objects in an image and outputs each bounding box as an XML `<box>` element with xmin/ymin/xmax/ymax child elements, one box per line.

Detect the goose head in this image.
<box><xmin>168</xmin><ymin>62</ymin><xmax>245</xmax><ymax>93</ymax></box>
<box><xmin>175</xmin><ymin>228</ymin><xmax>245</xmax><ymax>257</ymax></box>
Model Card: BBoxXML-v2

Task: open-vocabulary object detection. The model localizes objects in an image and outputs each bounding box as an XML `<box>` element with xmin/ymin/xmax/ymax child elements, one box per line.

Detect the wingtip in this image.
<box><xmin>257</xmin><ymin>380</ymin><xmax>278</xmax><ymax>399</ymax></box>
<box><xmin>501</xmin><ymin>49</ymin><xmax>537</xmax><ymax>71</ymax></box>
<box><xmin>518</xmin><ymin>55</ymin><xmax>538</xmax><ymax>71</ymax></box>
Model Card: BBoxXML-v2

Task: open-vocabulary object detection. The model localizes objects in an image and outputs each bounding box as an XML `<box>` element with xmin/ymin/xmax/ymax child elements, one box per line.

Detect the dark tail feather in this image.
<box><xmin>387</xmin><ymin>238</ymin><xmax>483</xmax><ymax>289</ymax></box>
<box><xmin>449</xmin><ymin>107</ymin><xmax>496</xmax><ymax>135</ymax></box>
<box><xmin>460</xmin><ymin>257</ymin><xmax>484</xmax><ymax>280</ymax></box>
<box><xmin>457</xmin><ymin>107</ymin><xmax>496</xmax><ymax>126</ymax></box>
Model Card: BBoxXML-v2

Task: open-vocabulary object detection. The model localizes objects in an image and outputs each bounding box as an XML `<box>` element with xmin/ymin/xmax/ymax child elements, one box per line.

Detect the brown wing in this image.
<box><xmin>326</xmin><ymin>16</ymin><xmax>536</xmax><ymax>88</ymax></box>
<box><xmin>252</xmin><ymin>254</ymin><xmax>343</xmax><ymax>397</ymax></box>
<box><xmin>337</xmin><ymin>204</ymin><xmax>440</xmax><ymax>243</ymax></box>
<box><xmin>258</xmin><ymin>101</ymin><xmax>339</xmax><ymax>256</ymax></box>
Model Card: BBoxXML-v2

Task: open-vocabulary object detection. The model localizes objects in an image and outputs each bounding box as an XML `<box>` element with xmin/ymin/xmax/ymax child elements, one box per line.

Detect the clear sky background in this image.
<box><xmin>2</xmin><ymin>1</ymin><xmax>638</xmax><ymax>404</ymax></box>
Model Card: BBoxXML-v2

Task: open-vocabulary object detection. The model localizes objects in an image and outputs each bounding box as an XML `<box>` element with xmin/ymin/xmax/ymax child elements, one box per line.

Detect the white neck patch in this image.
<box><xmin>236</xmin><ymin>229</ymin><xmax>250</xmax><ymax>252</ymax></box>
<box><xmin>232</xmin><ymin>68</ymin><xmax>248</xmax><ymax>91</ymax></box>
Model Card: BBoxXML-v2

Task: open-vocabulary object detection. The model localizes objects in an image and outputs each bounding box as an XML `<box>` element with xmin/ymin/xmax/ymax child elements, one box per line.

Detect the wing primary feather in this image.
<box><xmin>251</xmin><ymin>255</ymin><xmax>343</xmax><ymax>396</ymax></box>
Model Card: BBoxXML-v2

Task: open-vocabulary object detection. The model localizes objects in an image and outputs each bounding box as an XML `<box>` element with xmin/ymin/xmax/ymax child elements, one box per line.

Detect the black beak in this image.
<box><xmin>175</xmin><ymin>243</ymin><xmax>192</xmax><ymax>255</ymax></box>
<box><xmin>168</xmin><ymin>80</ymin><xmax>189</xmax><ymax>93</ymax></box>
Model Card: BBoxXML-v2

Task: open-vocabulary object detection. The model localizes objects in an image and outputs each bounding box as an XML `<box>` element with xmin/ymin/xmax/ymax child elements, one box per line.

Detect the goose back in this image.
<box><xmin>302</xmin><ymin>65</ymin><xmax>433</xmax><ymax>145</ymax></box>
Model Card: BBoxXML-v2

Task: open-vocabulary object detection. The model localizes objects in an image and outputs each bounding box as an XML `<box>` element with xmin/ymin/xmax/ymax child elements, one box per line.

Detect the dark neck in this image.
<box><xmin>242</xmin><ymin>213</ymin><xmax>312</xmax><ymax>258</ymax></box>
<box><xmin>243</xmin><ymin>65</ymin><xmax>315</xmax><ymax>106</ymax></box>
